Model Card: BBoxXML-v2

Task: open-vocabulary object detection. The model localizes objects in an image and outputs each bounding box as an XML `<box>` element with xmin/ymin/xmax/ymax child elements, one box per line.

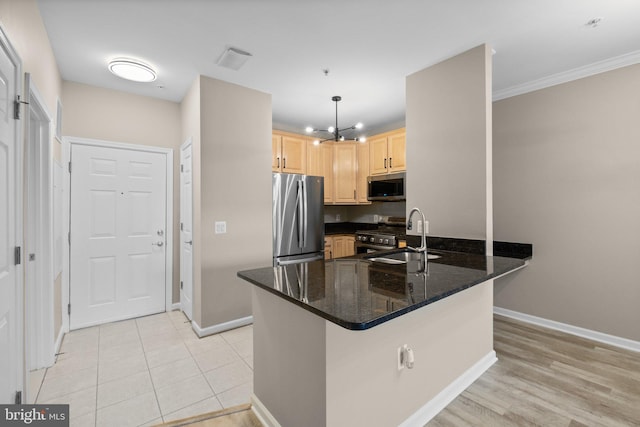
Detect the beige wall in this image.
<box><xmin>406</xmin><ymin>45</ymin><xmax>492</xmax><ymax>243</ymax></box>
<box><xmin>0</xmin><ymin>0</ymin><xmax>63</xmax><ymax>342</ymax></box>
<box><xmin>197</xmin><ymin>76</ymin><xmax>272</xmax><ymax>328</ymax></box>
<box><xmin>62</xmin><ymin>81</ymin><xmax>182</xmax><ymax>302</ymax></box>
<box><xmin>493</xmin><ymin>64</ymin><xmax>640</xmax><ymax>341</ymax></box>
<box><xmin>0</xmin><ymin>0</ymin><xmax>62</xmax><ymax>117</ymax></box>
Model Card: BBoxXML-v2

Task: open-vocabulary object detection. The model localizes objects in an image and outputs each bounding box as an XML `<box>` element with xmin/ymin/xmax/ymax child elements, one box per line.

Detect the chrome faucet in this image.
<box><xmin>407</xmin><ymin>207</ymin><xmax>427</xmax><ymax>253</ymax></box>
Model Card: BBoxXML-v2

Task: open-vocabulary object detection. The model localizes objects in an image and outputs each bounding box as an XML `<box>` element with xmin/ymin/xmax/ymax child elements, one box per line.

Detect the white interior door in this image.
<box><xmin>69</xmin><ymin>143</ymin><xmax>167</xmax><ymax>329</ymax></box>
<box><xmin>0</xmin><ymin>30</ymin><xmax>22</xmax><ymax>404</ymax></box>
<box><xmin>180</xmin><ymin>140</ymin><xmax>193</xmax><ymax>321</ymax></box>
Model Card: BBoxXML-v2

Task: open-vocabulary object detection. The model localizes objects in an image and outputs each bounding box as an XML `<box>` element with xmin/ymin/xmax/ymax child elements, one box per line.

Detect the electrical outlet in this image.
<box><xmin>373</xmin><ymin>214</ymin><xmax>380</xmax><ymax>223</ymax></box>
<box><xmin>215</xmin><ymin>221</ymin><xmax>227</xmax><ymax>234</ymax></box>
<box><xmin>398</xmin><ymin>344</ymin><xmax>415</xmax><ymax>370</ymax></box>
<box><xmin>336</xmin><ymin>214</ymin><xmax>341</xmax><ymax>222</ymax></box>
<box><xmin>424</xmin><ymin>220</ymin><xmax>429</xmax><ymax>234</ymax></box>
<box><xmin>417</xmin><ymin>220</ymin><xmax>423</xmax><ymax>234</ymax></box>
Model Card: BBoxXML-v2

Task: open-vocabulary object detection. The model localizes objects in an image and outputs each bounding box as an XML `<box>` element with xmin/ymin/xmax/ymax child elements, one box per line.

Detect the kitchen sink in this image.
<box><xmin>365</xmin><ymin>250</ymin><xmax>441</xmax><ymax>264</ymax></box>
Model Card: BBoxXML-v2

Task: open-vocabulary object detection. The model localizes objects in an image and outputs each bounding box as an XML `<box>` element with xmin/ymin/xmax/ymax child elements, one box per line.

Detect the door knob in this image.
<box><xmin>152</xmin><ymin>241</ymin><xmax>164</xmax><ymax>247</ymax></box>
<box><xmin>185</xmin><ymin>240</ymin><xmax>193</xmax><ymax>245</ymax></box>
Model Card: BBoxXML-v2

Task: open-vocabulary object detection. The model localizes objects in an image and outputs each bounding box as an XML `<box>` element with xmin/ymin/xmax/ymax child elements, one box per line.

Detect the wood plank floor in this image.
<box><xmin>161</xmin><ymin>315</ymin><xmax>640</xmax><ymax>426</ymax></box>
<box><xmin>428</xmin><ymin>315</ymin><xmax>640</xmax><ymax>426</ymax></box>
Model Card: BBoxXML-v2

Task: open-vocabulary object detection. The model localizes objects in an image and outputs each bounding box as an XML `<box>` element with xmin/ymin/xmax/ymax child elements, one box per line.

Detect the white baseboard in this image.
<box><xmin>251</xmin><ymin>394</ymin><xmax>281</xmax><ymax>427</ymax></box>
<box><xmin>494</xmin><ymin>307</ymin><xmax>640</xmax><ymax>353</ymax></box>
<box><xmin>191</xmin><ymin>315</ymin><xmax>253</xmax><ymax>338</ymax></box>
<box><xmin>170</xmin><ymin>302</ymin><xmax>181</xmax><ymax>311</ymax></box>
<box><xmin>398</xmin><ymin>350</ymin><xmax>497</xmax><ymax>426</ymax></box>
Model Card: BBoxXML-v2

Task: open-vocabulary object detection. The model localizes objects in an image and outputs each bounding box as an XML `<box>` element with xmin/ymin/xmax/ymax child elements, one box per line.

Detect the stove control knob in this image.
<box><xmin>369</xmin><ymin>237</ymin><xmax>375</xmax><ymax>243</ymax></box>
<box><xmin>384</xmin><ymin>239</ymin><xmax>389</xmax><ymax>245</ymax></box>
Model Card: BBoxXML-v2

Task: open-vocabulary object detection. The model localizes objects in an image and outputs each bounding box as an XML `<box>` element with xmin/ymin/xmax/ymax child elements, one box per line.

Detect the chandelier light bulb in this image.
<box><xmin>305</xmin><ymin>96</ymin><xmax>364</xmax><ymax>144</ymax></box>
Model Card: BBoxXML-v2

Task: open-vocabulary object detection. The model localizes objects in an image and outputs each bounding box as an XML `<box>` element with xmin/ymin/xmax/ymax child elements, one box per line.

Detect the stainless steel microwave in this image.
<box><xmin>367</xmin><ymin>172</ymin><xmax>406</xmax><ymax>201</ymax></box>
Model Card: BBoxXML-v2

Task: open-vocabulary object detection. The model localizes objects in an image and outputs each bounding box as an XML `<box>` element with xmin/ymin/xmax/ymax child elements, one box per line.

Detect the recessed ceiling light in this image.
<box><xmin>108</xmin><ymin>58</ymin><xmax>157</xmax><ymax>82</ymax></box>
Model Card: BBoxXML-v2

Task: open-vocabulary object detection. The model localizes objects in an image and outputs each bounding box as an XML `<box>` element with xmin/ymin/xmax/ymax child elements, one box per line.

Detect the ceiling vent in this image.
<box><xmin>216</xmin><ymin>47</ymin><xmax>252</xmax><ymax>70</ymax></box>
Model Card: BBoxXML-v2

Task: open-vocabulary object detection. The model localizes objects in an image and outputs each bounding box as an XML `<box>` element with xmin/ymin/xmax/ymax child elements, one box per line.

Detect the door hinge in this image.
<box><xmin>14</xmin><ymin>95</ymin><xmax>29</xmax><ymax>120</ymax></box>
<box><xmin>68</xmin><ymin>304</ymin><xmax>71</xmax><ymax>315</ymax></box>
<box><xmin>68</xmin><ymin>161</ymin><xmax>72</xmax><ymax>173</ymax></box>
<box><xmin>180</xmin><ymin>222</ymin><xmax>184</xmax><ymax>231</ymax></box>
<box><xmin>181</xmin><ymin>164</ymin><xmax>184</xmax><ymax>172</ymax></box>
<box><xmin>14</xmin><ymin>246</ymin><xmax>21</xmax><ymax>265</ymax></box>
<box><xmin>14</xmin><ymin>390</ymin><xmax>22</xmax><ymax>404</ymax></box>
<box><xmin>180</xmin><ymin>281</ymin><xmax>183</xmax><ymax>290</ymax></box>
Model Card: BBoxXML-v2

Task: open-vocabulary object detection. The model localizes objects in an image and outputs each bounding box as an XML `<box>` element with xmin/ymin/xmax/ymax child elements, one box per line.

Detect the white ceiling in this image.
<box><xmin>37</xmin><ymin>0</ymin><xmax>640</xmax><ymax>135</ymax></box>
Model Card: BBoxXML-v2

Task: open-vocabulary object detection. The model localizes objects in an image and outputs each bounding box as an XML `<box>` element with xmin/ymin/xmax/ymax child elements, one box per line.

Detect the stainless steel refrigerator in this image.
<box><xmin>273</xmin><ymin>173</ymin><xmax>324</xmax><ymax>266</ymax></box>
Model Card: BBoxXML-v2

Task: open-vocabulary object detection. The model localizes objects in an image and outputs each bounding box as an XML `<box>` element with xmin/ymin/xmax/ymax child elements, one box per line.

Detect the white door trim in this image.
<box><xmin>62</xmin><ymin>136</ymin><xmax>173</xmax><ymax>332</ymax></box>
<box><xmin>24</xmin><ymin>74</ymin><xmax>55</xmax><ymax>372</ymax></box>
<box><xmin>179</xmin><ymin>137</ymin><xmax>193</xmax><ymax>320</ymax></box>
<box><xmin>0</xmin><ymin>22</ymin><xmax>24</xmax><ymax>404</ymax></box>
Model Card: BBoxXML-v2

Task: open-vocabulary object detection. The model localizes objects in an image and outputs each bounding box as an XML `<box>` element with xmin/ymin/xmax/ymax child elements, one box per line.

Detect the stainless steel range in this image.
<box><xmin>355</xmin><ymin>217</ymin><xmax>406</xmax><ymax>254</ymax></box>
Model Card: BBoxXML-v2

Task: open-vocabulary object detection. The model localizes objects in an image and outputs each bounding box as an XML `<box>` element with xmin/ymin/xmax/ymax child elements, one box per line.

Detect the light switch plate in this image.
<box><xmin>215</xmin><ymin>221</ymin><xmax>227</xmax><ymax>234</ymax></box>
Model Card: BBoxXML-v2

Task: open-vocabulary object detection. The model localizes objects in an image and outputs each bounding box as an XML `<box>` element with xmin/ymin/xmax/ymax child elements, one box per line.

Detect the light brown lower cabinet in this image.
<box><xmin>325</xmin><ymin>235</ymin><xmax>356</xmax><ymax>259</ymax></box>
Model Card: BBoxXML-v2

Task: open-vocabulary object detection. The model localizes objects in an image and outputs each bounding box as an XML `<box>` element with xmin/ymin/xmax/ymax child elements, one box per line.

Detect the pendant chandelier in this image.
<box><xmin>305</xmin><ymin>96</ymin><xmax>365</xmax><ymax>145</ymax></box>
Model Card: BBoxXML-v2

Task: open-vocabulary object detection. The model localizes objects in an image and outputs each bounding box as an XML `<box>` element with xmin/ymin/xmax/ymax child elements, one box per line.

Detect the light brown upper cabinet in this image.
<box><xmin>369</xmin><ymin>129</ymin><xmax>406</xmax><ymax>175</ymax></box>
<box><xmin>333</xmin><ymin>143</ymin><xmax>358</xmax><ymax>204</ymax></box>
<box><xmin>356</xmin><ymin>141</ymin><xmax>370</xmax><ymax>204</ymax></box>
<box><xmin>273</xmin><ymin>131</ymin><xmax>306</xmax><ymax>174</ymax></box>
<box><xmin>307</xmin><ymin>140</ymin><xmax>334</xmax><ymax>203</ymax></box>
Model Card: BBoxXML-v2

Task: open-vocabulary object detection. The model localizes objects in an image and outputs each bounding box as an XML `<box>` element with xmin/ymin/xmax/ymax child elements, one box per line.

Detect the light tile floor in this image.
<box><xmin>32</xmin><ymin>311</ymin><xmax>254</xmax><ymax>427</ymax></box>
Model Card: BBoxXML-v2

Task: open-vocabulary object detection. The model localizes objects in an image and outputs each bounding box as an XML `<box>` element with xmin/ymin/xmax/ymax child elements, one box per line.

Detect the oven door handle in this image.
<box><xmin>355</xmin><ymin>242</ymin><xmax>396</xmax><ymax>251</ymax></box>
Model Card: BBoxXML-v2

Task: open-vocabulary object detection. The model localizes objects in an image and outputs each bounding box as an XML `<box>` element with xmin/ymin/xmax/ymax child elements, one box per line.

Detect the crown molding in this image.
<box><xmin>493</xmin><ymin>49</ymin><xmax>640</xmax><ymax>101</ymax></box>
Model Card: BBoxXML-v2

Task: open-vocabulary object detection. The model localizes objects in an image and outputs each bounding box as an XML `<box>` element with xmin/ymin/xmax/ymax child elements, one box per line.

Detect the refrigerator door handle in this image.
<box><xmin>302</xmin><ymin>179</ymin><xmax>308</xmax><ymax>248</ymax></box>
<box><xmin>275</xmin><ymin>253</ymin><xmax>324</xmax><ymax>266</ymax></box>
<box><xmin>296</xmin><ymin>180</ymin><xmax>304</xmax><ymax>248</ymax></box>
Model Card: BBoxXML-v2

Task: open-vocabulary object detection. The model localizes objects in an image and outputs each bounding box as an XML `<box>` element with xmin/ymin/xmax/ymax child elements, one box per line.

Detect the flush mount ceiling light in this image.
<box><xmin>216</xmin><ymin>47</ymin><xmax>252</xmax><ymax>70</ymax></box>
<box><xmin>305</xmin><ymin>96</ymin><xmax>365</xmax><ymax>145</ymax></box>
<box><xmin>108</xmin><ymin>58</ymin><xmax>157</xmax><ymax>82</ymax></box>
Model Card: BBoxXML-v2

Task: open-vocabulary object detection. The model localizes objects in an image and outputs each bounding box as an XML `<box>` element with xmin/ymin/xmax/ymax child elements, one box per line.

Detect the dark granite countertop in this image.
<box><xmin>237</xmin><ymin>249</ymin><xmax>527</xmax><ymax>330</ymax></box>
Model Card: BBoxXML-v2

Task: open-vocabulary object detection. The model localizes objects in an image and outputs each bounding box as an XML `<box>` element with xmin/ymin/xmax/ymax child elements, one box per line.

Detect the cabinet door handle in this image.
<box><xmin>389</xmin><ymin>157</ymin><xmax>392</xmax><ymax>168</ymax></box>
<box><xmin>354</xmin><ymin>189</ymin><xmax>356</xmax><ymax>199</ymax></box>
<box><xmin>384</xmin><ymin>158</ymin><xmax>387</xmax><ymax>169</ymax></box>
<box><xmin>277</xmin><ymin>157</ymin><xmax>280</xmax><ymax>168</ymax></box>
<box><xmin>283</xmin><ymin>158</ymin><xmax>286</xmax><ymax>169</ymax></box>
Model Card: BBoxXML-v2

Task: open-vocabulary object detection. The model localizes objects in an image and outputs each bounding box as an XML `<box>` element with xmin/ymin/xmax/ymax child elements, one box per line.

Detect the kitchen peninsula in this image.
<box><xmin>238</xmin><ymin>250</ymin><xmax>527</xmax><ymax>426</ymax></box>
